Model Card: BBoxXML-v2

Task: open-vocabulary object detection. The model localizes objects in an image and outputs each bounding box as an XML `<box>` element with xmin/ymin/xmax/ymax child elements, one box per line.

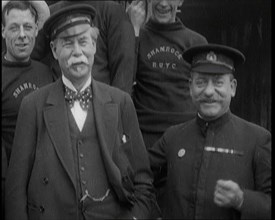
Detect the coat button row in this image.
<box><xmin>39</xmin><ymin>205</ymin><xmax>45</xmax><ymax>213</ymax></box>
<box><xmin>43</xmin><ymin>177</ymin><xmax>49</xmax><ymax>184</ymax></box>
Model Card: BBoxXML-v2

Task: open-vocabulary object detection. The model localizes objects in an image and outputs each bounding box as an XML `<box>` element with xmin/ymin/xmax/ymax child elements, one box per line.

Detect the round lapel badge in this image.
<box><xmin>178</xmin><ymin>148</ymin><xmax>186</xmax><ymax>157</ymax></box>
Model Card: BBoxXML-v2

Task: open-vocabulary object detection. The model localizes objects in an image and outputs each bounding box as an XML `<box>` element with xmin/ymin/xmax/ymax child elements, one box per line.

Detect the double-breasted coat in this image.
<box><xmin>5</xmin><ymin>79</ymin><xmax>156</xmax><ymax>220</ymax></box>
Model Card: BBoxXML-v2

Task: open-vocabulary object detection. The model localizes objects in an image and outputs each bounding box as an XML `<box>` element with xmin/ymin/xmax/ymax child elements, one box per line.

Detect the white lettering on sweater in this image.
<box><xmin>13</xmin><ymin>82</ymin><xmax>38</xmax><ymax>98</ymax></box>
<box><xmin>147</xmin><ymin>46</ymin><xmax>182</xmax><ymax>60</ymax></box>
<box><xmin>152</xmin><ymin>62</ymin><xmax>177</xmax><ymax>69</ymax></box>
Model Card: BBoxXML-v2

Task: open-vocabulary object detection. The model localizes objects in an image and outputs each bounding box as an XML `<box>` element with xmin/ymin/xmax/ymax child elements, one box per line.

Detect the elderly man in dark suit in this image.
<box><xmin>5</xmin><ymin>2</ymin><xmax>158</xmax><ymax>220</ymax></box>
<box><xmin>149</xmin><ymin>44</ymin><xmax>271</xmax><ymax>219</ymax></box>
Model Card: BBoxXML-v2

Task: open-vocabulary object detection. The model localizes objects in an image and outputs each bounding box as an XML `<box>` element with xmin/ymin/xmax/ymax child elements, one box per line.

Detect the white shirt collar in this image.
<box><xmin>198</xmin><ymin>112</ymin><xmax>204</xmax><ymax>119</ymax></box>
<box><xmin>62</xmin><ymin>74</ymin><xmax>91</xmax><ymax>92</ymax></box>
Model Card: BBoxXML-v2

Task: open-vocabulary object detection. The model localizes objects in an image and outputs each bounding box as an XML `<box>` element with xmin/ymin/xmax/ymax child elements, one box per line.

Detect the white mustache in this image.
<box><xmin>67</xmin><ymin>56</ymin><xmax>89</xmax><ymax>66</ymax></box>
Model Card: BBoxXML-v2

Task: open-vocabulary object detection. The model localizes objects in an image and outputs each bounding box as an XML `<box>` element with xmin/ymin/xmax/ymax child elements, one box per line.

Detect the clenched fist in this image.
<box><xmin>214</xmin><ymin>179</ymin><xmax>244</xmax><ymax>210</ymax></box>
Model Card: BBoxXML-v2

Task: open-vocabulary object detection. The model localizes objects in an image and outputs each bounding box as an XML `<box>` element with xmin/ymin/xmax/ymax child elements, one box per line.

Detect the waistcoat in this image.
<box><xmin>66</xmin><ymin>103</ymin><xmax>124</xmax><ymax>219</ymax></box>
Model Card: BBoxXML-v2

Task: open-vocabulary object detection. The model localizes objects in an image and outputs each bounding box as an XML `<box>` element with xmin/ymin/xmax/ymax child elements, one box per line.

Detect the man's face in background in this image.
<box><xmin>151</xmin><ymin>0</ymin><xmax>183</xmax><ymax>24</ymax></box>
<box><xmin>2</xmin><ymin>8</ymin><xmax>38</xmax><ymax>62</ymax></box>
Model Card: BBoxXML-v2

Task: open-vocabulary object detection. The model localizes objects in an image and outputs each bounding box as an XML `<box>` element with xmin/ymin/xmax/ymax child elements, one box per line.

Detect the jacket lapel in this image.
<box><xmin>92</xmin><ymin>80</ymin><xmax>122</xmax><ymax>188</ymax></box>
<box><xmin>43</xmin><ymin>79</ymin><xmax>76</xmax><ymax>189</ymax></box>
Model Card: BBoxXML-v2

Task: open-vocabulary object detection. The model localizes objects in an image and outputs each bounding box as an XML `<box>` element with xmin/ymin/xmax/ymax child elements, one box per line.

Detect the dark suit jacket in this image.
<box><xmin>5</xmin><ymin>78</ymin><xmax>156</xmax><ymax>220</ymax></box>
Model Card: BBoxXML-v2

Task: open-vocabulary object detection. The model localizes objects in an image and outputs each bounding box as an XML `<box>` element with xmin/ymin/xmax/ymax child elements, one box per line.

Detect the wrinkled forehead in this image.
<box><xmin>191</xmin><ymin>71</ymin><xmax>229</xmax><ymax>78</ymax></box>
<box><xmin>152</xmin><ymin>0</ymin><xmax>183</xmax><ymax>5</ymax></box>
<box><xmin>4</xmin><ymin>8</ymin><xmax>36</xmax><ymax>24</ymax></box>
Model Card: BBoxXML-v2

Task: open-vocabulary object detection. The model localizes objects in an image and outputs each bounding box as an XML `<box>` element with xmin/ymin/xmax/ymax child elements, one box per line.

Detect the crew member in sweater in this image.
<box><xmin>2</xmin><ymin>1</ymin><xmax>53</xmax><ymax>218</ymax></box>
<box><xmin>149</xmin><ymin>44</ymin><xmax>271</xmax><ymax>219</ymax></box>
<box><xmin>127</xmin><ymin>0</ymin><xmax>208</xmax><ymax>149</ymax></box>
<box><xmin>5</xmin><ymin>2</ymin><xmax>158</xmax><ymax>219</ymax></box>
<box><xmin>2</xmin><ymin>0</ymin><xmax>53</xmax><ymax>163</ymax></box>
<box><xmin>31</xmin><ymin>1</ymin><xmax>136</xmax><ymax>94</ymax></box>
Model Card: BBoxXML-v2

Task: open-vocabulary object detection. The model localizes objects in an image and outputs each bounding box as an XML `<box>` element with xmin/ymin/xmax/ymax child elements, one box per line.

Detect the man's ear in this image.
<box><xmin>92</xmin><ymin>39</ymin><xmax>96</xmax><ymax>54</ymax></box>
<box><xmin>50</xmin><ymin>41</ymin><xmax>58</xmax><ymax>60</ymax></box>
<box><xmin>189</xmin><ymin>78</ymin><xmax>192</xmax><ymax>86</ymax></box>
<box><xmin>231</xmin><ymin>78</ymin><xmax>237</xmax><ymax>97</ymax></box>
<box><xmin>179</xmin><ymin>0</ymin><xmax>184</xmax><ymax>7</ymax></box>
<box><xmin>34</xmin><ymin>24</ymin><xmax>38</xmax><ymax>37</ymax></box>
<box><xmin>189</xmin><ymin>77</ymin><xmax>193</xmax><ymax>96</ymax></box>
<box><xmin>89</xmin><ymin>27</ymin><xmax>98</xmax><ymax>54</ymax></box>
<box><xmin>2</xmin><ymin>24</ymin><xmax>6</xmax><ymax>39</ymax></box>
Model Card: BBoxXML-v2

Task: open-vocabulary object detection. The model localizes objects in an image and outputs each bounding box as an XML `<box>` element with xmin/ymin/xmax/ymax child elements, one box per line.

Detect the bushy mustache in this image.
<box><xmin>67</xmin><ymin>56</ymin><xmax>89</xmax><ymax>66</ymax></box>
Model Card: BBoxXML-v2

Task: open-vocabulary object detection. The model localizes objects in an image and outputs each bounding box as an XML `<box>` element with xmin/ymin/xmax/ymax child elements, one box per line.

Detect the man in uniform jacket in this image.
<box><xmin>5</xmin><ymin>2</ymin><xmax>157</xmax><ymax>220</ymax></box>
<box><xmin>149</xmin><ymin>44</ymin><xmax>271</xmax><ymax>219</ymax></box>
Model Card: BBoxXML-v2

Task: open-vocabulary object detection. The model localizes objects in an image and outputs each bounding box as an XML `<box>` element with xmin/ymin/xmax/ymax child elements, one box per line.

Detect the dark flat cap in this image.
<box><xmin>183</xmin><ymin>44</ymin><xmax>245</xmax><ymax>74</ymax></box>
<box><xmin>43</xmin><ymin>1</ymin><xmax>96</xmax><ymax>40</ymax></box>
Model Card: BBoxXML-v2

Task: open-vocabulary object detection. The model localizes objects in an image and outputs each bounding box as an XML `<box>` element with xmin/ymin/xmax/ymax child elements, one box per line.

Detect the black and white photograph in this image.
<box><xmin>2</xmin><ymin>0</ymin><xmax>271</xmax><ymax>219</ymax></box>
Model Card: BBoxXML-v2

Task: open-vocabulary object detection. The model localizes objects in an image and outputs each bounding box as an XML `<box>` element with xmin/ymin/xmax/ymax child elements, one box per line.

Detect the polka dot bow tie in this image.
<box><xmin>64</xmin><ymin>86</ymin><xmax>92</xmax><ymax>110</ymax></box>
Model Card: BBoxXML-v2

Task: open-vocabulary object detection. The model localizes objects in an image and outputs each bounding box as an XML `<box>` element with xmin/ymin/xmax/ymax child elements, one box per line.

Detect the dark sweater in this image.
<box><xmin>133</xmin><ymin>18</ymin><xmax>207</xmax><ymax>134</ymax></box>
<box><xmin>2</xmin><ymin>55</ymin><xmax>54</xmax><ymax>161</ymax></box>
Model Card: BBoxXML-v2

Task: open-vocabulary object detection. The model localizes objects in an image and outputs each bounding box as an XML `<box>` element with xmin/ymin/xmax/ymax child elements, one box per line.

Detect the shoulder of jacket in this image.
<box><xmin>231</xmin><ymin>114</ymin><xmax>270</xmax><ymax>136</ymax></box>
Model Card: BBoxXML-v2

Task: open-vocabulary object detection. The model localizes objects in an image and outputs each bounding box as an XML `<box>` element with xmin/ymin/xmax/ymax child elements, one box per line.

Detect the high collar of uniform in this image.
<box><xmin>196</xmin><ymin>110</ymin><xmax>231</xmax><ymax>134</ymax></box>
<box><xmin>146</xmin><ymin>17</ymin><xmax>184</xmax><ymax>31</ymax></box>
<box><xmin>2</xmin><ymin>53</ymin><xmax>31</xmax><ymax>67</ymax></box>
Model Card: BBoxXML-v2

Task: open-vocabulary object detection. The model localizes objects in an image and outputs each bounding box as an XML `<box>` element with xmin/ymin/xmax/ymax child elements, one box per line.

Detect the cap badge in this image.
<box><xmin>206</xmin><ymin>51</ymin><xmax>217</xmax><ymax>62</ymax></box>
<box><xmin>178</xmin><ymin>148</ymin><xmax>186</xmax><ymax>157</ymax></box>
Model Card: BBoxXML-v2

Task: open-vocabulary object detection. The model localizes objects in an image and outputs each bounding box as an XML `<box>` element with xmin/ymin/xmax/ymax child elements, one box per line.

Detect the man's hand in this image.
<box><xmin>214</xmin><ymin>179</ymin><xmax>244</xmax><ymax>210</ymax></box>
<box><xmin>126</xmin><ymin>0</ymin><xmax>147</xmax><ymax>36</ymax></box>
